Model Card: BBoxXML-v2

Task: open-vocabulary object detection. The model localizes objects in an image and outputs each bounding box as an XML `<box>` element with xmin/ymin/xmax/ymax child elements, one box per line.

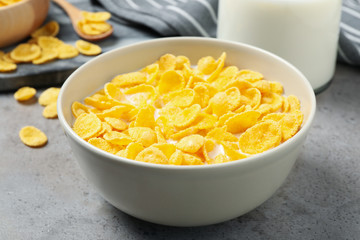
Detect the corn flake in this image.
<box><xmin>58</xmin><ymin>43</ymin><xmax>79</xmax><ymax>59</ymax></box>
<box><xmin>37</xmin><ymin>36</ymin><xmax>63</xmax><ymax>50</ymax></box>
<box><xmin>71</xmin><ymin>101</ymin><xmax>89</xmax><ymax>118</ymax></box>
<box><xmin>111</xmin><ymin>71</ymin><xmax>147</xmax><ymax>87</ymax></box>
<box><xmin>38</xmin><ymin>87</ymin><xmax>60</xmax><ymax>106</ymax></box>
<box><xmin>236</xmin><ymin>69</ymin><xmax>263</xmax><ymax>83</ymax></box>
<box><xmin>96</xmin><ymin>104</ymin><xmax>134</xmax><ymax>119</ymax></box>
<box><xmin>156</xmin><ymin>116</ymin><xmax>176</xmax><ymax>139</ymax></box>
<box><xmin>104</xmin><ymin>117</ymin><xmax>127</xmax><ymax>131</ymax></box>
<box><xmin>3</xmin><ymin>52</ymin><xmax>18</xmax><ymax>63</ymax></box>
<box><xmin>152</xmin><ymin>143</ymin><xmax>176</xmax><ymax>159</ymax></box>
<box><xmin>87</xmin><ymin>22</ymin><xmax>111</xmax><ymax>33</ymax></box>
<box><xmin>197</xmin><ymin>55</ymin><xmax>217</xmax><ymax>75</ymax></box>
<box><xmin>270</xmin><ymin>81</ymin><xmax>283</xmax><ymax>95</ymax></box>
<box><xmin>175</xmin><ymin>55</ymin><xmax>190</xmax><ymax>70</ymax></box>
<box><xmin>206</xmin><ymin>126</ymin><xmax>237</xmax><ymax>143</ymax></box>
<box><xmin>128</xmin><ymin>127</ymin><xmax>157</xmax><ymax>147</ymax></box>
<box><xmin>182</xmin><ymin>153</ymin><xmax>204</xmax><ymax>165</ymax></box>
<box><xmin>0</xmin><ymin>59</ymin><xmax>17</xmax><ymax>72</ymax></box>
<box><xmin>173</xmin><ymin>104</ymin><xmax>201</xmax><ymax>128</ymax></box>
<box><xmin>84</xmin><ymin>95</ymin><xmax>112</xmax><ymax>110</ymax></box>
<box><xmin>76</xmin><ymin>40</ymin><xmax>102</xmax><ymax>56</ymax></box>
<box><xmin>208</xmin><ymin>88</ymin><xmax>240</xmax><ymax>117</ymax></box>
<box><xmin>42</xmin><ymin>102</ymin><xmax>58</xmax><ymax>119</ymax></box>
<box><xmin>122</xmin><ymin>142</ymin><xmax>144</xmax><ymax>160</ymax></box>
<box><xmin>186</xmin><ymin>75</ymin><xmax>205</xmax><ymax>89</ymax></box>
<box><xmin>125</xmin><ymin>84</ymin><xmax>156</xmax><ymax>95</ymax></box>
<box><xmin>158</xmin><ymin>70</ymin><xmax>185</xmax><ymax>94</ymax></box>
<box><xmin>253</xmin><ymin>80</ymin><xmax>271</xmax><ymax>93</ymax></box>
<box><xmin>158</xmin><ymin>104</ymin><xmax>181</xmax><ymax>122</ymax></box>
<box><xmin>31</xmin><ymin>21</ymin><xmax>60</xmax><ymax>38</ymax></box>
<box><xmin>211</xmin><ymin>154</ymin><xmax>229</xmax><ymax>164</ymax></box>
<box><xmin>141</xmin><ymin>64</ymin><xmax>159</xmax><ymax>84</ymax></box>
<box><xmin>260</xmin><ymin>92</ymin><xmax>283</xmax><ymax>113</ymax></box>
<box><xmin>97</xmin><ymin>122</ymin><xmax>112</xmax><ymax>136</ymax></box>
<box><xmin>73</xmin><ymin>113</ymin><xmax>102</xmax><ymax>140</ymax></box>
<box><xmin>195</xmin><ymin>82</ymin><xmax>218</xmax><ymax>97</ymax></box>
<box><xmin>82</xmin><ymin>11</ymin><xmax>111</xmax><ymax>22</ymax></box>
<box><xmin>176</xmin><ymin>134</ymin><xmax>204</xmax><ymax>153</ymax></box>
<box><xmin>14</xmin><ymin>86</ymin><xmax>36</xmax><ymax>101</ymax></box>
<box><xmin>134</xmin><ymin>106</ymin><xmax>156</xmax><ymax>129</ymax></box>
<box><xmin>162</xmin><ymin>88</ymin><xmax>195</xmax><ymax>108</ymax></box>
<box><xmin>10</xmin><ymin>43</ymin><xmax>41</xmax><ymax>62</ymax></box>
<box><xmin>78</xmin><ymin>21</ymin><xmax>101</xmax><ymax>35</ymax></box>
<box><xmin>115</xmin><ymin>149</ymin><xmax>127</xmax><ymax>158</ymax></box>
<box><xmin>217</xmin><ymin>112</ymin><xmax>236</xmax><ymax>127</ymax></box>
<box><xmin>225</xmin><ymin>110</ymin><xmax>261</xmax><ymax>134</ymax></box>
<box><xmin>104</xmin><ymin>82</ymin><xmax>124</xmax><ymax>102</ymax></box>
<box><xmin>191</xmin><ymin>113</ymin><xmax>217</xmax><ymax>130</ymax></box>
<box><xmin>211</xmin><ymin>66</ymin><xmax>238</xmax><ymax>91</ymax></box>
<box><xmin>170</xmin><ymin>127</ymin><xmax>198</xmax><ymax>140</ymax></box>
<box><xmin>88</xmin><ymin>137</ymin><xmax>119</xmax><ymax>154</ymax></box>
<box><xmin>266</xmin><ymin>111</ymin><xmax>303</xmax><ymax>141</ymax></box>
<box><xmin>207</xmin><ymin>92</ymin><xmax>228</xmax><ymax>117</ymax></box>
<box><xmin>19</xmin><ymin>126</ymin><xmax>47</xmax><ymax>147</ymax></box>
<box><xmin>155</xmin><ymin>126</ymin><xmax>167</xmax><ymax>143</ymax></box>
<box><xmin>32</xmin><ymin>48</ymin><xmax>58</xmax><ymax>65</ymax></box>
<box><xmin>225</xmin><ymin>79</ymin><xmax>253</xmax><ymax>91</ymax></box>
<box><xmin>221</xmin><ymin>141</ymin><xmax>247</xmax><ymax>161</ymax></box>
<box><xmin>240</xmin><ymin>88</ymin><xmax>261</xmax><ymax>109</ymax></box>
<box><xmin>103</xmin><ymin>131</ymin><xmax>132</xmax><ymax>146</ymax></box>
<box><xmin>225</xmin><ymin>87</ymin><xmax>241</xmax><ymax>111</ymax></box>
<box><xmin>193</xmin><ymin>83</ymin><xmax>210</xmax><ymax>108</ymax></box>
<box><xmin>206</xmin><ymin>52</ymin><xmax>226</xmax><ymax>82</ymax></box>
<box><xmin>126</xmin><ymin>84</ymin><xmax>156</xmax><ymax>107</ymax></box>
<box><xmin>135</xmin><ymin>146</ymin><xmax>168</xmax><ymax>164</ymax></box>
<box><xmin>286</xmin><ymin>95</ymin><xmax>301</xmax><ymax>113</ymax></box>
<box><xmin>238</xmin><ymin>120</ymin><xmax>282</xmax><ymax>154</ymax></box>
<box><xmin>169</xmin><ymin>150</ymin><xmax>184</xmax><ymax>165</ymax></box>
<box><xmin>157</xmin><ymin>54</ymin><xmax>176</xmax><ymax>74</ymax></box>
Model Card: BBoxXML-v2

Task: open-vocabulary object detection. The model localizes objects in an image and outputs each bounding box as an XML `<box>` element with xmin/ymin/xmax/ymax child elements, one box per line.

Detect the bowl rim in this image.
<box><xmin>58</xmin><ymin>36</ymin><xmax>316</xmax><ymax>170</ymax></box>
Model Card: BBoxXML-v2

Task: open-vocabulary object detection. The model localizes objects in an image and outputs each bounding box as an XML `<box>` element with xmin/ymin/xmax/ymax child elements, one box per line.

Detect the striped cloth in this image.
<box><xmin>338</xmin><ymin>0</ymin><xmax>360</xmax><ymax>65</ymax></box>
<box><xmin>95</xmin><ymin>0</ymin><xmax>218</xmax><ymax>38</ymax></box>
<box><xmin>96</xmin><ymin>0</ymin><xmax>360</xmax><ymax>66</ymax></box>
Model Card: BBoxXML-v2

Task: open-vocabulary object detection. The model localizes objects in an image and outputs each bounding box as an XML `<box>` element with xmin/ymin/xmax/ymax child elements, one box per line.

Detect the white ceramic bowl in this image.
<box><xmin>0</xmin><ymin>0</ymin><xmax>49</xmax><ymax>48</ymax></box>
<box><xmin>58</xmin><ymin>37</ymin><xmax>316</xmax><ymax>227</ymax></box>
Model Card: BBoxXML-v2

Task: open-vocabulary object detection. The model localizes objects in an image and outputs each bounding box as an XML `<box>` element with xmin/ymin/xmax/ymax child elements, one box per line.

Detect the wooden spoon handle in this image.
<box><xmin>52</xmin><ymin>0</ymin><xmax>82</xmax><ymax>23</ymax></box>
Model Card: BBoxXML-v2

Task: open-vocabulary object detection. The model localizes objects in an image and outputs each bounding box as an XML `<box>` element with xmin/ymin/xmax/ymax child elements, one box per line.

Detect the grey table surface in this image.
<box><xmin>0</xmin><ymin>62</ymin><xmax>359</xmax><ymax>240</ymax></box>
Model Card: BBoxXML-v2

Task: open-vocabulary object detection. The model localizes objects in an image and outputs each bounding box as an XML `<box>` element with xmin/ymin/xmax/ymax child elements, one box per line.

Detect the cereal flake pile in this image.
<box><xmin>72</xmin><ymin>53</ymin><xmax>304</xmax><ymax>165</ymax></box>
<box><xmin>77</xmin><ymin>11</ymin><xmax>112</xmax><ymax>36</ymax></box>
<box><xmin>0</xmin><ymin>20</ymin><xmax>103</xmax><ymax>72</ymax></box>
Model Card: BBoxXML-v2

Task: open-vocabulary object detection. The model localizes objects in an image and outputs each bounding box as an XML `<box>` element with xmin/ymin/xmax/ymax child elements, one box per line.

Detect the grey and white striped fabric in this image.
<box><xmin>95</xmin><ymin>0</ymin><xmax>218</xmax><ymax>38</ymax></box>
<box><xmin>96</xmin><ymin>0</ymin><xmax>360</xmax><ymax>66</ymax></box>
<box><xmin>338</xmin><ymin>0</ymin><xmax>360</xmax><ymax>65</ymax></box>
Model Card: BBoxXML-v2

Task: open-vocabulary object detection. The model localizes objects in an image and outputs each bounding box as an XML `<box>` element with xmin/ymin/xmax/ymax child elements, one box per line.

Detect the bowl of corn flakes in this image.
<box><xmin>0</xmin><ymin>0</ymin><xmax>50</xmax><ymax>48</ymax></box>
<box><xmin>58</xmin><ymin>37</ymin><xmax>316</xmax><ymax>227</ymax></box>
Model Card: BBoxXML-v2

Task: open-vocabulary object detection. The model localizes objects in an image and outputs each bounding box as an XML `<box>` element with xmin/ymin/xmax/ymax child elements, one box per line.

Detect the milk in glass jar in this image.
<box><xmin>217</xmin><ymin>0</ymin><xmax>342</xmax><ymax>92</ymax></box>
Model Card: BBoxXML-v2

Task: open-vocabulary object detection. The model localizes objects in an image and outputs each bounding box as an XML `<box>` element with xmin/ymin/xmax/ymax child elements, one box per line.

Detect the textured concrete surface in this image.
<box><xmin>0</xmin><ymin>63</ymin><xmax>359</xmax><ymax>239</ymax></box>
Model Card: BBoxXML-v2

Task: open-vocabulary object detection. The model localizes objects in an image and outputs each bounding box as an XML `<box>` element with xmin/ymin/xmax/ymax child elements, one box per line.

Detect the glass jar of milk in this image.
<box><xmin>217</xmin><ymin>0</ymin><xmax>342</xmax><ymax>93</ymax></box>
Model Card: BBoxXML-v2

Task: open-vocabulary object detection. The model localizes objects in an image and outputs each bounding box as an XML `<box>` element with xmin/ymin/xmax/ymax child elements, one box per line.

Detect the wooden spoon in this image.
<box><xmin>52</xmin><ymin>0</ymin><xmax>113</xmax><ymax>41</ymax></box>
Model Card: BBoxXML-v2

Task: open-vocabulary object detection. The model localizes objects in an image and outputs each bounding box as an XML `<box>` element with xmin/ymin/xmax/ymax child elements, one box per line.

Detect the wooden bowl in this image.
<box><xmin>0</xmin><ymin>0</ymin><xmax>50</xmax><ymax>48</ymax></box>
